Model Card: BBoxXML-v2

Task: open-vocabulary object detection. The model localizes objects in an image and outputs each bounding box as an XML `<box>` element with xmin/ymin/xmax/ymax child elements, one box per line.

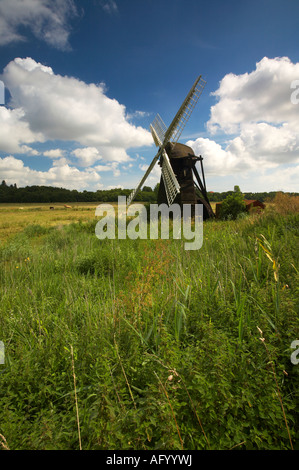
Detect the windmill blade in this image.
<box><xmin>150</xmin><ymin>125</ymin><xmax>180</xmax><ymax>204</ymax></box>
<box><xmin>127</xmin><ymin>147</ymin><xmax>180</xmax><ymax>207</ymax></box>
<box><xmin>163</xmin><ymin>75</ymin><xmax>206</xmax><ymax>145</ymax></box>
<box><xmin>127</xmin><ymin>123</ymin><xmax>179</xmax><ymax>207</ymax></box>
<box><xmin>126</xmin><ymin>150</ymin><xmax>161</xmax><ymax>206</ymax></box>
<box><xmin>150</xmin><ymin>114</ymin><xmax>167</xmax><ymax>147</ymax></box>
<box><xmin>161</xmin><ymin>150</ymin><xmax>180</xmax><ymax>205</ymax></box>
<box><xmin>150</xmin><ymin>75</ymin><xmax>206</xmax><ymax>149</ymax></box>
<box><xmin>127</xmin><ymin>126</ymin><xmax>161</xmax><ymax>206</ymax></box>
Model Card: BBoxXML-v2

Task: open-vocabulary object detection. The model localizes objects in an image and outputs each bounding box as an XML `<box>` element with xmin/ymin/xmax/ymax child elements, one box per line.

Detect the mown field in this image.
<box><xmin>0</xmin><ymin>197</ymin><xmax>298</xmax><ymax>450</ymax></box>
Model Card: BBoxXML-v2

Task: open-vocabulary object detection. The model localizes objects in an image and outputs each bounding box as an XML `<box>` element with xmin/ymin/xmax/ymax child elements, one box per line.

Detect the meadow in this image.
<box><xmin>0</xmin><ymin>202</ymin><xmax>103</xmax><ymax>243</ymax></box>
<box><xmin>0</xmin><ymin>196</ymin><xmax>298</xmax><ymax>450</ymax></box>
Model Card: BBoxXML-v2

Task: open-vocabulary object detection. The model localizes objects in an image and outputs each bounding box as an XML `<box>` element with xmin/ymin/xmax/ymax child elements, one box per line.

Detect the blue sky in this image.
<box><xmin>0</xmin><ymin>0</ymin><xmax>299</xmax><ymax>193</ymax></box>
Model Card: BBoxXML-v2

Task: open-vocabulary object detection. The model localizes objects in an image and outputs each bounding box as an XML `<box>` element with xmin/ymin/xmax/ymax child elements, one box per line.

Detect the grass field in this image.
<box><xmin>0</xmin><ymin>197</ymin><xmax>298</xmax><ymax>450</ymax></box>
<box><xmin>0</xmin><ymin>203</ymin><xmax>103</xmax><ymax>243</ymax></box>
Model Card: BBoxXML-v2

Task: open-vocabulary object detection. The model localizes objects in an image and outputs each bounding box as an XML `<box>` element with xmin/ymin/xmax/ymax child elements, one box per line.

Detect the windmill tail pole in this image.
<box><xmin>199</xmin><ymin>156</ymin><xmax>206</xmax><ymax>191</ymax></box>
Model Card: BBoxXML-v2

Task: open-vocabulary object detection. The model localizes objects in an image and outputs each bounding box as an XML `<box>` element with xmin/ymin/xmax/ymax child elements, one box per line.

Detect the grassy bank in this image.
<box><xmin>0</xmin><ymin>205</ymin><xmax>298</xmax><ymax>450</ymax></box>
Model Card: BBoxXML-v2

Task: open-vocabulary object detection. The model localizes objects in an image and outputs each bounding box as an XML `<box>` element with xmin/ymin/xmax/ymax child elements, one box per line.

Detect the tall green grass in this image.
<box><xmin>0</xmin><ymin>211</ymin><xmax>298</xmax><ymax>450</ymax></box>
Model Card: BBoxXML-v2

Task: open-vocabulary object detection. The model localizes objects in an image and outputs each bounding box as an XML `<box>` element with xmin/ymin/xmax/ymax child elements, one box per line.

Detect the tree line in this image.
<box><xmin>0</xmin><ymin>181</ymin><xmax>158</xmax><ymax>203</ymax></box>
<box><xmin>0</xmin><ymin>180</ymin><xmax>297</xmax><ymax>204</ymax></box>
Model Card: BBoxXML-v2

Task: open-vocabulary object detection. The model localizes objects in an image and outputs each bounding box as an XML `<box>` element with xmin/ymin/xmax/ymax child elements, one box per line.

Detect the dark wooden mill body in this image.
<box><xmin>157</xmin><ymin>142</ymin><xmax>214</xmax><ymax>219</ymax></box>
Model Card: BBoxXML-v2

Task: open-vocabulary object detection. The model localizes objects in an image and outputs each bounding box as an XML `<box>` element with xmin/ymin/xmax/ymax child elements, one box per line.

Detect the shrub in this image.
<box><xmin>219</xmin><ymin>189</ymin><xmax>246</xmax><ymax>220</ymax></box>
<box><xmin>271</xmin><ymin>192</ymin><xmax>299</xmax><ymax>215</ymax></box>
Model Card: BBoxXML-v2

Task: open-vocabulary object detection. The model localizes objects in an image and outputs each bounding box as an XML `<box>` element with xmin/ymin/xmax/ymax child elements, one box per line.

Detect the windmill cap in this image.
<box><xmin>165</xmin><ymin>142</ymin><xmax>195</xmax><ymax>159</ymax></box>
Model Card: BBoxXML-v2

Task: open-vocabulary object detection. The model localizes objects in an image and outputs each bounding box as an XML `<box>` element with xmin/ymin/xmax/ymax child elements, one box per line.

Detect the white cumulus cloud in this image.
<box><xmin>43</xmin><ymin>148</ymin><xmax>65</xmax><ymax>158</ymax></box>
<box><xmin>208</xmin><ymin>56</ymin><xmax>299</xmax><ymax>134</ymax></box>
<box><xmin>1</xmin><ymin>57</ymin><xmax>152</xmax><ymax>164</ymax></box>
<box><xmin>0</xmin><ymin>106</ymin><xmax>44</xmax><ymax>153</ymax></box>
<box><xmin>0</xmin><ymin>155</ymin><xmax>102</xmax><ymax>190</ymax></box>
<box><xmin>72</xmin><ymin>147</ymin><xmax>102</xmax><ymax>167</ymax></box>
<box><xmin>187</xmin><ymin>56</ymin><xmax>299</xmax><ymax>187</ymax></box>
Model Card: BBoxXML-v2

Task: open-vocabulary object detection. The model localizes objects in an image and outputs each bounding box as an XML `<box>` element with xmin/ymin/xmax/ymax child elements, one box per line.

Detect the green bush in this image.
<box><xmin>220</xmin><ymin>189</ymin><xmax>246</xmax><ymax>220</ymax></box>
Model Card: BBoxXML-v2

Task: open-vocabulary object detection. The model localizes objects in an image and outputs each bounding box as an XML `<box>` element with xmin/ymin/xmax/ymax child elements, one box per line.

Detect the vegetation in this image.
<box><xmin>0</xmin><ymin>193</ymin><xmax>298</xmax><ymax>450</ymax></box>
<box><xmin>208</xmin><ymin>190</ymin><xmax>299</xmax><ymax>203</ymax></box>
<box><xmin>219</xmin><ymin>186</ymin><xmax>246</xmax><ymax>220</ymax></box>
<box><xmin>0</xmin><ymin>180</ymin><xmax>158</xmax><ymax>204</ymax></box>
<box><xmin>1</xmin><ymin>180</ymin><xmax>298</xmax><ymax>204</ymax></box>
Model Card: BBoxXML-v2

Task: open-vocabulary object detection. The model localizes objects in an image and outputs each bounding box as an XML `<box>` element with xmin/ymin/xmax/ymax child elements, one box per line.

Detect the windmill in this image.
<box><xmin>127</xmin><ymin>76</ymin><xmax>215</xmax><ymax>220</ymax></box>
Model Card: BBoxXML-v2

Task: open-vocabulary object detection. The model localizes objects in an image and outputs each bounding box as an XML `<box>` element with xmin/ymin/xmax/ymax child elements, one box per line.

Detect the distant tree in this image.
<box><xmin>0</xmin><ymin>181</ymin><xmax>296</xmax><ymax>205</ymax></box>
<box><xmin>220</xmin><ymin>187</ymin><xmax>246</xmax><ymax>220</ymax></box>
<box><xmin>142</xmin><ymin>186</ymin><xmax>152</xmax><ymax>192</ymax></box>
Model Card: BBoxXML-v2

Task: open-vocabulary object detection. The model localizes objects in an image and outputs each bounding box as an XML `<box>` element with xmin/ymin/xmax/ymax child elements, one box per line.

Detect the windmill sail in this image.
<box><xmin>126</xmin><ymin>150</ymin><xmax>160</xmax><ymax>206</ymax></box>
<box><xmin>160</xmin><ymin>152</ymin><xmax>180</xmax><ymax>205</ymax></box>
<box><xmin>162</xmin><ymin>75</ymin><xmax>206</xmax><ymax>146</ymax></box>
<box><xmin>127</xmin><ymin>75</ymin><xmax>206</xmax><ymax>206</ymax></box>
<box><xmin>150</xmin><ymin>114</ymin><xmax>167</xmax><ymax>147</ymax></box>
<box><xmin>150</xmin><ymin>124</ymin><xmax>180</xmax><ymax>205</ymax></box>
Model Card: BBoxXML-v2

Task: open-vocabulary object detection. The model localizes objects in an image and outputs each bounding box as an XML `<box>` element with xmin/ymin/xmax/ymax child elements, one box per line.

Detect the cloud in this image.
<box><xmin>0</xmin><ymin>155</ymin><xmax>102</xmax><ymax>190</ymax></box>
<box><xmin>99</xmin><ymin>0</ymin><xmax>118</xmax><ymax>15</ymax></box>
<box><xmin>137</xmin><ymin>162</ymin><xmax>161</xmax><ymax>187</ymax></box>
<box><xmin>0</xmin><ymin>0</ymin><xmax>78</xmax><ymax>50</ymax></box>
<box><xmin>21</xmin><ymin>145</ymin><xmax>40</xmax><ymax>156</ymax></box>
<box><xmin>187</xmin><ymin>57</ymin><xmax>299</xmax><ymax>186</ymax></box>
<box><xmin>72</xmin><ymin>147</ymin><xmax>101</xmax><ymax>167</ymax></box>
<box><xmin>187</xmin><ymin>121</ymin><xmax>299</xmax><ymax>177</ymax></box>
<box><xmin>43</xmin><ymin>148</ymin><xmax>65</xmax><ymax>158</ymax></box>
<box><xmin>94</xmin><ymin>162</ymin><xmax>121</xmax><ymax>177</ymax></box>
<box><xmin>208</xmin><ymin>56</ymin><xmax>299</xmax><ymax>134</ymax></box>
<box><xmin>1</xmin><ymin>57</ymin><xmax>152</xmax><ymax>163</ymax></box>
<box><xmin>186</xmin><ymin>137</ymin><xmax>243</xmax><ymax>176</ymax></box>
<box><xmin>126</xmin><ymin>110</ymin><xmax>151</xmax><ymax>120</ymax></box>
<box><xmin>106</xmin><ymin>185</ymin><xmax>123</xmax><ymax>190</ymax></box>
<box><xmin>252</xmin><ymin>164</ymin><xmax>299</xmax><ymax>192</ymax></box>
<box><xmin>0</xmin><ymin>106</ymin><xmax>44</xmax><ymax>153</ymax></box>
<box><xmin>207</xmin><ymin>56</ymin><xmax>299</xmax><ymax>142</ymax></box>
